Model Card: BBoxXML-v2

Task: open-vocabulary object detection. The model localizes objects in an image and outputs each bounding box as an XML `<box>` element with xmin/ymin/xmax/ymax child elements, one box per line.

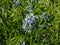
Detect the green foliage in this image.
<box><xmin>0</xmin><ymin>0</ymin><xmax>60</xmax><ymax>45</ymax></box>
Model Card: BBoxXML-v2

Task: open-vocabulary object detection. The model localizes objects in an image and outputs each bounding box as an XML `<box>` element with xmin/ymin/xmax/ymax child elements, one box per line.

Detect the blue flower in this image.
<box><xmin>41</xmin><ymin>13</ymin><xmax>51</xmax><ymax>20</ymax></box>
<box><xmin>26</xmin><ymin>4</ymin><xmax>34</xmax><ymax>12</ymax></box>
<box><xmin>41</xmin><ymin>14</ymin><xmax>46</xmax><ymax>19</ymax></box>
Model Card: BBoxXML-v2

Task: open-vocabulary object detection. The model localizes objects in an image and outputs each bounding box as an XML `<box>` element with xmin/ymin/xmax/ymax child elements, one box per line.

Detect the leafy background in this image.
<box><xmin>0</xmin><ymin>0</ymin><xmax>60</xmax><ymax>45</ymax></box>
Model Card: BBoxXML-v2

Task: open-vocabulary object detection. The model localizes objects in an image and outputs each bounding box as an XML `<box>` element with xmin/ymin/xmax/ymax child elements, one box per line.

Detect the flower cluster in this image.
<box><xmin>22</xmin><ymin>13</ymin><xmax>38</xmax><ymax>33</ymax></box>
